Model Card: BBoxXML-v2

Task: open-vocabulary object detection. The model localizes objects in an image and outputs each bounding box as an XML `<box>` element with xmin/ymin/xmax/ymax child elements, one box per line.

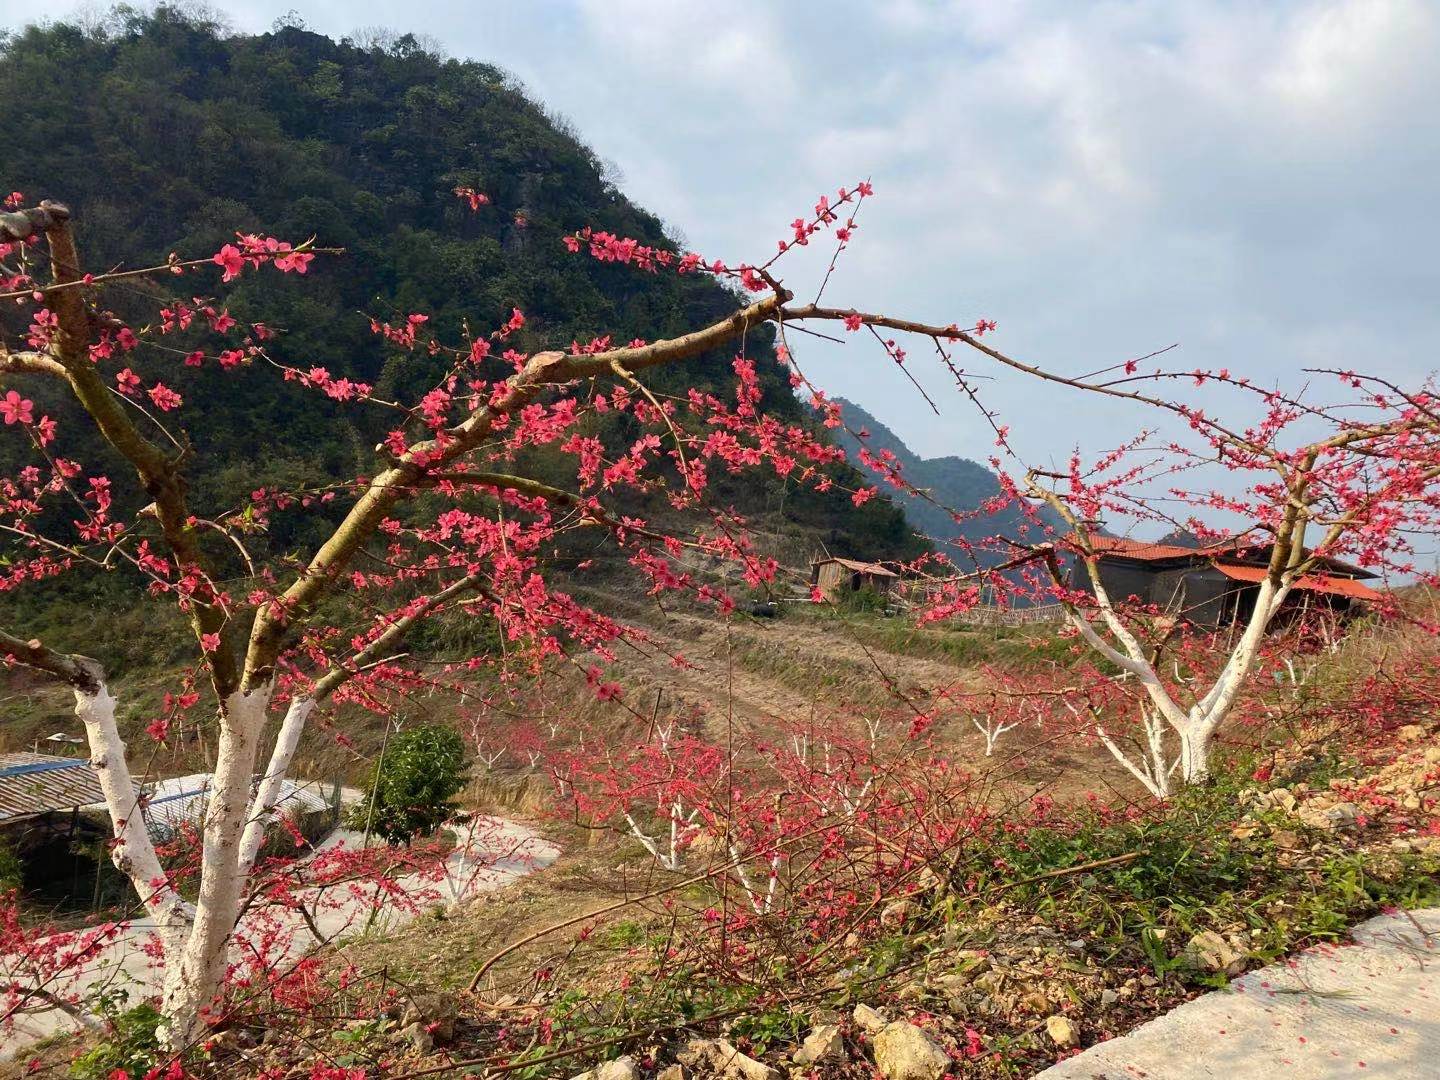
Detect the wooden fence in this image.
<box><xmin>948</xmin><ymin>603</ymin><xmax>1065</xmax><ymax>628</ymax></box>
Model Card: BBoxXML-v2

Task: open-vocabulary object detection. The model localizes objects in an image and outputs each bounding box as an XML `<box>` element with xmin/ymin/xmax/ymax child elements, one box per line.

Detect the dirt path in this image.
<box><xmin>615</xmin><ymin>605</ymin><xmax>971</xmax><ymax>732</ymax></box>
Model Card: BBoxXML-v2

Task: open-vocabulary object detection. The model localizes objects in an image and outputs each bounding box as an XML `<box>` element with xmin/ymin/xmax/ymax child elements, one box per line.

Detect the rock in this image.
<box><xmin>207</xmin><ymin>1028</ymin><xmax>259</xmax><ymax>1052</ymax></box>
<box><xmin>973</xmin><ymin>970</ymin><xmax>1006</xmax><ymax>993</ymax></box>
<box><xmin>400</xmin><ymin>992</ymin><xmax>458</xmax><ymax>1044</ymax></box>
<box><xmin>880</xmin><ymin>899</ymin><xmax>920</xmax><ymax>929</ymax></box>
<box><xmin>1299</xmin><ymin>801</ymin><xmax>1359</xmax><ymax>832</ymax></box>
<box><xmin>1099</xmin><ymin>989</ymin><xmax>1118</xmax><ymax>1007</ymax></box>
<box><xmin>400</xmin><ymin>1022</ymin><xmax>433</xmax><ymax>1054</ymax></box>
<box><xmin>656</xmin><ymin>1066</ymin><xmax>686</xmax><ymax>1080</ymax></box>
<box><xmin>931</xmin><ymin>973</ymin><xmax>975</xmax><ymax>996</ymax></box>
<box><xmin>1021</xmin><ymin>990</ymin><xmax>1050</xmax><ymax>1014</ymax></box>
<box><xmin>1425</xmin><ymin>746</ymin><xmax>1440</xmax><ymax>764</ymax></box>
<box><xmin>872</xmin><ymin>1021</ymin><xmax>950</xmax><ymax>1080</ymax></box>
<box><xmin>1065</xmin><ymin>938</ymin><xmax>1086</xmax><ymax>954</ymax></box>
<box><xmin>1184</xmin><ymin>930</ymin><xmax>1246</xmax><ymax>977</ymax></box>
<box><xmin>853</xmin><ymin>1003</ymin><xmax>890</xmax><ymax>1034</ymax></box>
<box><xmin>1257</xmin><ymin>788</ymin><xmax>1298</xmax><ymax>813</ymax></box>
<box><xmin>793</xmin><ymin>1024</ymin><xmax>844</xmax><ymax>1066</ymax></box>
<box><xmin>677</xmin><ymin>1038</ymin><xmax>778</xmax><ymax>1080</ymax></box>
<box><xmin>1045</xmin><ymin>1015</ymin><xmax>1080</xmax><ymax>1049</ymax></box>
<box><xmin>573</xmin><ymin>1056</ymin><xmax>642</xmax><ymax>1080</ymax></box>
<box><xmin>1271</xmin><ymin>829</ymin><xmax>1303</xmax><ymax>850</ymax></box>
<box><xmin>1397</xmin><ymin>724</ymin><xmax>1427</xmax><ymax>743</ymax></box>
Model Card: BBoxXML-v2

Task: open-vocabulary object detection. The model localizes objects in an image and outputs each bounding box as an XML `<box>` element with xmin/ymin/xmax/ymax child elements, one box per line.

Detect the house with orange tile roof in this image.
<box><xmin>1073</xmin><ymin>535</ymin><xmax>1384</xmax><ymax>628</ymax></box>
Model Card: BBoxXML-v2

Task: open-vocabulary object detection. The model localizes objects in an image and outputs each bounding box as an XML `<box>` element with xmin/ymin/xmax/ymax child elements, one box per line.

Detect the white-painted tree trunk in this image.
<box><xmin>728</xmin><ymin>843</ymin><xmax>782</xmax><ymax>915</ymax></box>
<box><xmin>159</xmin><ymin>685</ymin><xmax>273</xmax><ymax>1048</ymax></box>
<box><xmin>74</xmin><ymin>680</ymin><xmax>194</xmax><ymax>948</ymax></box>
<box><xmin>1059</xmin><ymin>532</ymin><xmax>1300</xmax><ymax>796</ymax></box>
<box><xmin>238</xmin><ymin>696</ymin><xmax>315</xmax><ymax>873</ymax></box>
<box><xmin>972</xmin><ymin>715</ymin><xmax>1017</xmax><ymax>757</ymax></box>
<box><xmin>624</xmin><ymin>798</ymin><xmax>699</xmax><ymax>872</ymax></box>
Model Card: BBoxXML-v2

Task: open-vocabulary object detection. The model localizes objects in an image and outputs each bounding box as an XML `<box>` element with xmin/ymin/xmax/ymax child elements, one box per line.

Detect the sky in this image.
<box><xmin>4</xmin><ymin>0</ymin><xmax>1439</xmax><ymax>481</ymax></box>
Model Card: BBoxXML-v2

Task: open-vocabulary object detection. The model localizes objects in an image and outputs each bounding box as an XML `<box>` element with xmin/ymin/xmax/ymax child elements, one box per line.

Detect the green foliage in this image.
<box><xmin>68</xmin><ymin>996</ymin><xmax>162</xmax><ymax>1080</ymax></box>
<box><xmin>978</xmin><ymin>766</ymin><xmax>1440</xmax><ymax>985</ymax></box>
<box><xmin>793</xmin><ymin>606</ymin><xmax>1079</xmax><ymax>670</ymax></box>
<box><xmin>0</xmin><ymin>837</ymin><xmax>21</xmax><ymax>892</ymax></box>
<box><xmin>727</xmin><ymin>1001</ymin><xmax>807</xmax><ymax>1052</ymax></box>
<box><xmin>353</xmin><ymin>725</ymin><xmax>468</xmax><ymax>844</ymax></box>
<box><xmin>837</xmin><ymin>584</ymin><xmax>890</xmax><ymax>615</ymax></box>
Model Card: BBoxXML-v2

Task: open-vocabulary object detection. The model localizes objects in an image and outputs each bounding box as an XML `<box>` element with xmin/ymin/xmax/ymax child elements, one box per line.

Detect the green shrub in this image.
<box><xmin>351</xmin><ymin>725</ymin><xmax>468</xmax><ymax>845</ymax></box>
<box><xmin>69</xmin><ymin>997</ymin><xmax>162</xmax><ymax>1080</ymax></box>
<box><xmin>0</xmin><ymin>837</ymin><xmax>21</xmax><ymax>892</ymax></box>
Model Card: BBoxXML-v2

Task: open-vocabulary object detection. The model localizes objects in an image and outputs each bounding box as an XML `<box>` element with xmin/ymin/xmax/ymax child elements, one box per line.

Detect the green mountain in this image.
<box><xmin>832</xmin><ymin>399</ymin><xmax>1057</xmax><ymax>558</ymax></box>
<box><xmin>0</xmin><ymin>7</ymin><xmax>922</xmax><ymax>568</ymax></box>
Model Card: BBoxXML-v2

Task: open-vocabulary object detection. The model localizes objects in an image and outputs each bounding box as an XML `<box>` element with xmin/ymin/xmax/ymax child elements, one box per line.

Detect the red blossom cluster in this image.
<box><xmin>211</xmin><ymin>234</ymin><xmax>314</xmax><ymax>282</ymax></box>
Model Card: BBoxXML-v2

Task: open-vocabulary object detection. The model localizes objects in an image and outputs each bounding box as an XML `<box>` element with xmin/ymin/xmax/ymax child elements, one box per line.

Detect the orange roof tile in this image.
<box><xmin>1214</xmin><ymin>563</ymin><xmax>1385</xmax><ymax>601</ymax></box>
<box><xmin>1084</xmin><ymin>536</ymin><xmax>1223</xmax><ymax>561</ymax></box>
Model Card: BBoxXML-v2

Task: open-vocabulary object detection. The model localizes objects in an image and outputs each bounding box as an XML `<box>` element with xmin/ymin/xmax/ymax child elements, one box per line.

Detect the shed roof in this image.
<box><xmin>0</xmin><ymin>753</ymin><xmax>107</xmax><ymax>823</ymax></box>
<box><xmin>815</xmin><ymin>557</ymin><xmax>899</xmax><ymax>578</ymax></box>
<box><xmin>106</xmin><ymin>773</ymin><xmax>333</xmax><ymax>839</ymax></box>
<box><xmin>1215</xmin><ymin>564</ymin><xmax>1385</xmax><ymax>602</ymax></box>
<box><xmin>1086</xmin><ymin>536</ymin><xmax>1218</xmax><ymax>562</ymax></box>
<box><xmin>1085</xmin><ymin>536</ymin><xmax>1376</xmax><ymax>580</ymax></box>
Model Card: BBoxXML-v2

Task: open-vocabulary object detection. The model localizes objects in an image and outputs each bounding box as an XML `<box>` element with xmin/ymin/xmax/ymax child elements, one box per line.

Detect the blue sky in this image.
<box><xmin>5</xmin><ymin>0</ymin><xmax>1438</xmax><ymax>480</ymax></box>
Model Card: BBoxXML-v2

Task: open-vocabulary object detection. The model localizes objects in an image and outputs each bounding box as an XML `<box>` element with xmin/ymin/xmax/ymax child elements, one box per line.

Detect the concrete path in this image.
<box><xmin>1</xmin><ymin>815</ymin><xmax>558</xmax><ymax>1053</ymax></box>
<box><xmin>1037</xmin><ymin>907</ymin><xmax>1440</xmax><ymax>1079</ymax></box>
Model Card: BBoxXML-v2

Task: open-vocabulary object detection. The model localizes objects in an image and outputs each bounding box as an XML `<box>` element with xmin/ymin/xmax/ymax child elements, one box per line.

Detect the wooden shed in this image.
<box><xmin>810</xmin><ymin>556</ymin><xmax>900</xmax><ymax>602</ymax></box>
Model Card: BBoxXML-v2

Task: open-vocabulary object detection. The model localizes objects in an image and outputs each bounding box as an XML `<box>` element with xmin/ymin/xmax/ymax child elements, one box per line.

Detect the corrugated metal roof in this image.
<box><xmin>105</xmin><ymin>773</ymin><xmax>334</xmax><ymax>839</ymax></box>
<box><xmin>0</xmin><ymin>753</ymin><xmax>108</xmax><ymax>823</ymax></box>
<box><xmin>1215</xmin><ymin>564</ymin><xmax>1385</xmax><ymax>601</ymax></box>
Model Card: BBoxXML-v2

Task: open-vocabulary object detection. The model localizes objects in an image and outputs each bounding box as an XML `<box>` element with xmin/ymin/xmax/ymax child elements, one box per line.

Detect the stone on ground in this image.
<box><xmin>1183</xmin><ymin>929</ymin><xmax>1247</xmax><ymax>977</ymax></box>
<box><xmin>676</xmin><ymin>1037</ymin><xmax>779</xmax><ymax>1080</ymax></box>
<box><xmin>1045</xmin><ymin>1014</ymin><xmax>1079</xmax><ymax>1049</ymax></box>
<box><xmin>793</xmin><ymin>1023</ymin><xmax>844</xmax><ymax>1065</ymax></box>
<box><xmin>853</xmin><ymin>1003</ymin><xmax>890</xmax><ymax>1033</ymax></box>
<box><xmin>872</xmin><ymin>1020</ymin><xmax>950</xmax><ymax>1080</ymax></box>
<box><xmin>571</xmin><ymin>1056</ymin><xmax>641</xmax><ymax>1080</ymax></box>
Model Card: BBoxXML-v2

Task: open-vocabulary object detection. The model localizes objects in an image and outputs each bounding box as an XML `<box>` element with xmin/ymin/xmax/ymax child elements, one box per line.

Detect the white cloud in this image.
<box><xmin>572</xmin><ymin>0</ymin><xmax>798</xmax><ymax>112</ymax></box>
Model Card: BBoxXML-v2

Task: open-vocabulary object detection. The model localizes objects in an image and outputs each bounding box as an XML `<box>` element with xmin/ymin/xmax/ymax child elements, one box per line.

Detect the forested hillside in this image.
<box><xmin>0</xmin><ymin>7</ymin><xmax>923</xmax><ymax>670</ymax></box>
